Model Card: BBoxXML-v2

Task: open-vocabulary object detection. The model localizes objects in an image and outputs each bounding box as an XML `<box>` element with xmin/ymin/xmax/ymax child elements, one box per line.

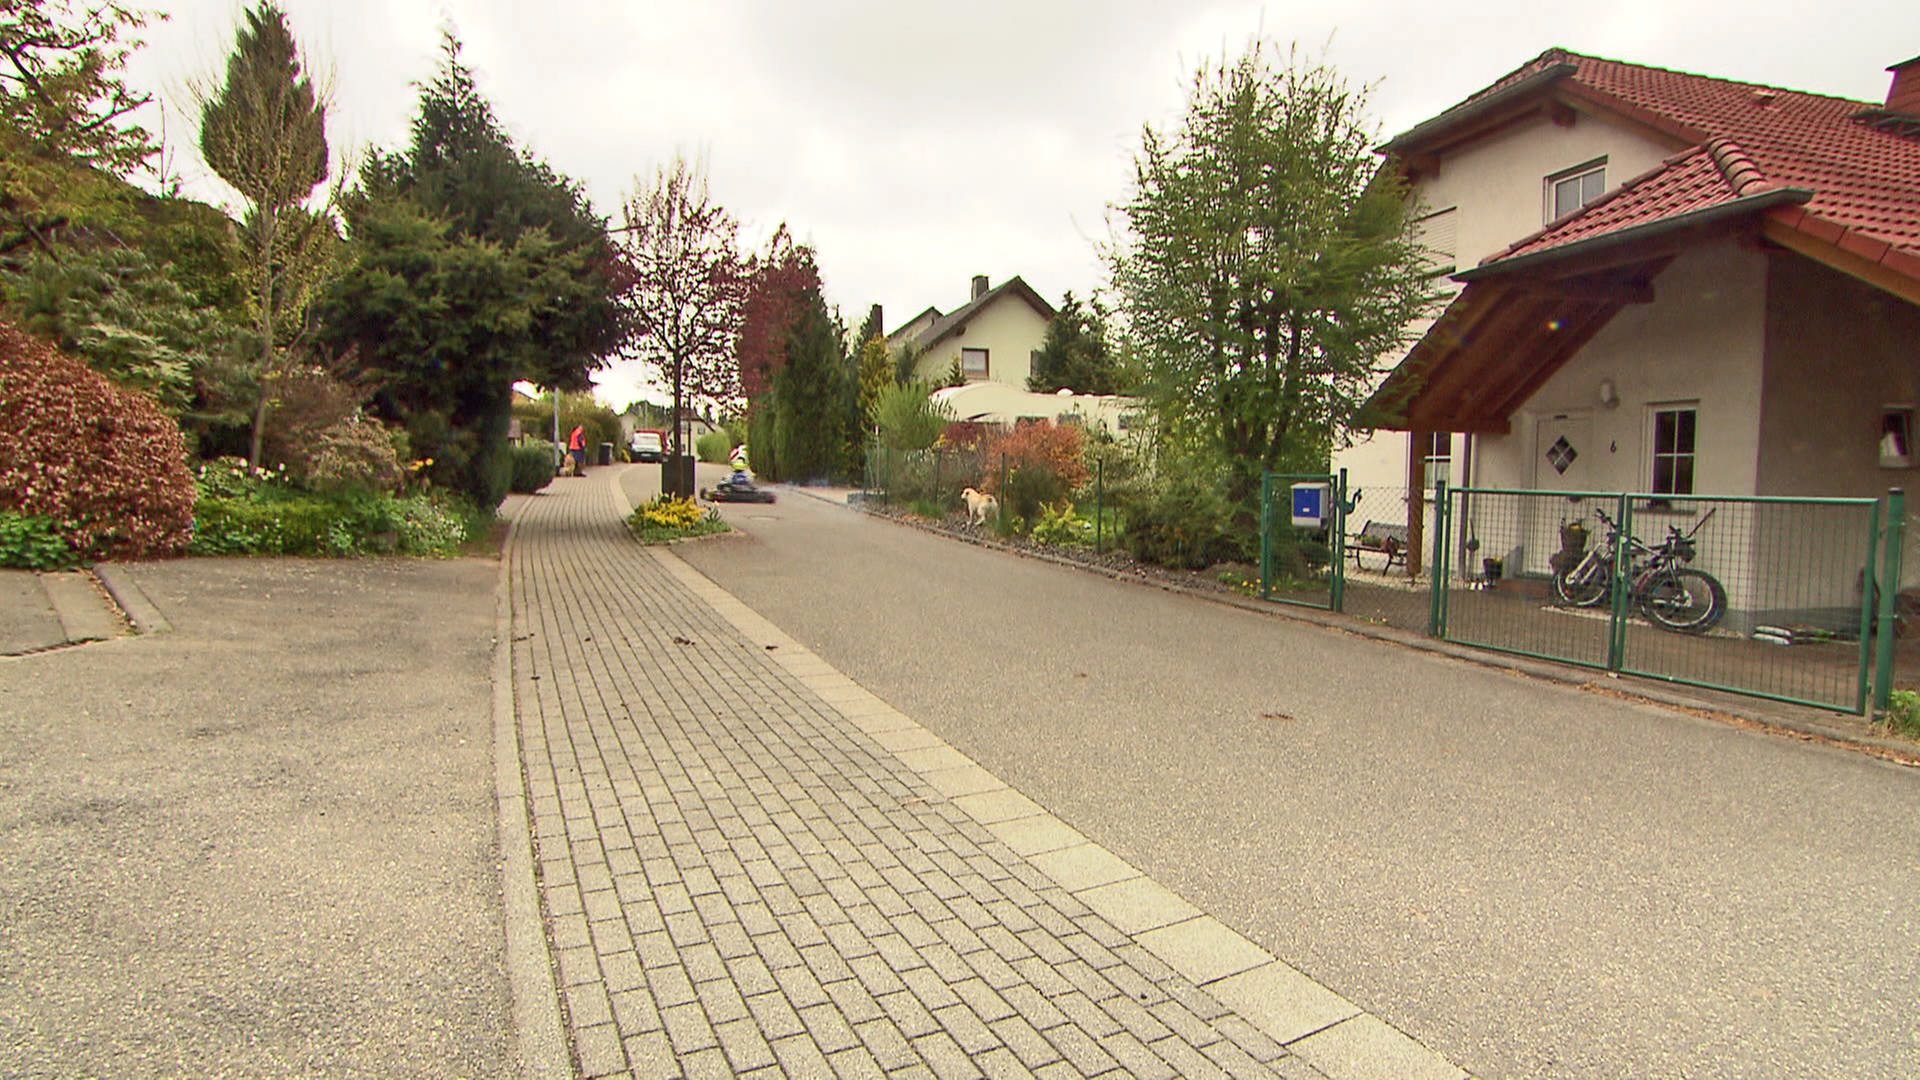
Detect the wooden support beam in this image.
<box><xmin>1761</xmin><ymin>217</ymin><xmax>1920</xmax><ymax>308</ymax></box>
<box><xmin>1406</xmin><ymin>295</ymin><xmax>1552</xmax><ymax>431</ymax></box>
<box><xmin>1407</xmin><ymin>434</ymin><xmax>1427</xmax><ymax>579</ymax></box>
<box><xmin>1508</xmin><ymin>278</ymin><xmax>1655</xmax><ymax>305</ymax></box>
<box><xmin>1475</xmin><ymin>301</ymin><xmax>1624</xmax><ymax>421</ymax></box>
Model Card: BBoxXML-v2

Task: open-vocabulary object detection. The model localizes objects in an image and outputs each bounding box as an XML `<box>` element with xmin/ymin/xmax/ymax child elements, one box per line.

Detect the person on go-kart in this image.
<box><xmin>727</xmin><ymin>443</ymin><xmax>752</xmax><ymax>487</ymax></box>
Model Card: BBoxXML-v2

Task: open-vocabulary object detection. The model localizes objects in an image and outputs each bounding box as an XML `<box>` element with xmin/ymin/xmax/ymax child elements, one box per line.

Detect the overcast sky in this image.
<box><xmin>122</xmin><ymin>0</ymin><xmax>1920</xmax><ymax>408</ymax></box>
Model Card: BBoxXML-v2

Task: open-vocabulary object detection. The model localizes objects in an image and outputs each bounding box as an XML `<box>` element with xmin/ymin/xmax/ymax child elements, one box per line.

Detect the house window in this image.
<box><xmin>1651</xmin><ymin>405</ymin><xmax>1697</xmax><ymax>495</ymax></box>
<box><xmin>962</xmin><ymin>347</ymin><xmax>989</xmax><ymax>379</ymax></box>
<box><xmin>1547</xmin><ymin>160</ymin><xmax>1606</xmax><ymax>221</ymax></box>
<box><xmin>1422</xmin><ymin>431</ymin><xmax>1452</xmax><ymax>486</ymax></box>
<box><xmin>1413</xmin><ymin>207</ymin><xmax>1458</xmax><ymax>275</ymax></box>
<box><xmin>1881</xmin><ymin>407</ymin><xmax>1914</xmax><ymax>468</ymax></box>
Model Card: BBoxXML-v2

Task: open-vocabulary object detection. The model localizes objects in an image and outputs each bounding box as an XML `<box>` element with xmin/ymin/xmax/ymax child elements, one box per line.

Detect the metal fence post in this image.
<box><xmin>1427</xmin><ymin>480</ymin><xmax>1448</xmax><ymax>635</ymax></box>
<box><xmin>1874</xmin><ymin>488</ymin><xmax>1906</xmax><ymax>714</ymax></box>
<box><xmin>998</xmin><ymin>455</ymin><xmax>1008</xmax><ymax>525</ymax></box>
<box><xmin>1608</xmin><ymin>494</ymin><xmax>1633</xmax><ymax>671</ymax></box>
<box><xmin>1856</xmin><ymin>499</ymin><xmax>1883</xmax><ymax>714</ymax></box>
<box><xmin>1331</xmin><ymin>468</ymin><xmax>1348</xmax><ymax>613</ymax></box>
<box><xmin>1437</xmin><ymin>480</ymin><xmax>1452</xmax><ymax>636</ymax></box>
<box><xmin>1260</xmin><ymin>472</ymin><xmax>1274</xmax><ymax>602</ymax></box>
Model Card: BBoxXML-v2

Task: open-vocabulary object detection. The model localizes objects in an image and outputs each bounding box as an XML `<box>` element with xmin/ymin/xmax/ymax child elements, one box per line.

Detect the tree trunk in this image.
<box><xmin>248</xmin><ymin>208</ymin><xmax>279</xmax><ymax>470</ymax></box>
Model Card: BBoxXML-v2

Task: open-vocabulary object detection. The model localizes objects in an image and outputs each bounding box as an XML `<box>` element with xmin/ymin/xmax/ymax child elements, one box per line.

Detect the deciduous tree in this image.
<box><xmin>734</xmin><ymin>224</ymin><xmax>813</xmax><ymax>400</ymax></box>
<box><xmin>0</xmin><ymin>0</ymin><xmax>157</xmax><ymax>255</ymax></box>
<box><xmin>616</xmin><ymin>155</ymin><xmax>744</xmax><ymax>480</ymax></box>
<box><xmin>1110</xmin><ymin>41</ymin><xmax>1439</xmax><ymax>512</ymax></box>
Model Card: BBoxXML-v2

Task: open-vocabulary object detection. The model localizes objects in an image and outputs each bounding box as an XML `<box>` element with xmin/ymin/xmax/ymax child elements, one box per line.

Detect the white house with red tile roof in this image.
<box><xmin>1341</xmin><ymin>48</ymin><xmax>1920</xmax><ymax>599</ymax></box>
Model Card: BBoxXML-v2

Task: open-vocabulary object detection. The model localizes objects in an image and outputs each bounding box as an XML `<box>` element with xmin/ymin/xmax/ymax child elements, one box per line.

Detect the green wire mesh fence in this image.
<box><xmin>1437</xmin><ymin>487</ymin><xmax>1896</xmax><ymax>713</ymax></box>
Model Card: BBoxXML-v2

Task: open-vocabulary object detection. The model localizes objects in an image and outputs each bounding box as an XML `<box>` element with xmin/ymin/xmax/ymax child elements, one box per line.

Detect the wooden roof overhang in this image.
<box><xmin>1364</xmin><ymin>188</ymin><xmax>1813</xmax><ymax>434</ymax></box>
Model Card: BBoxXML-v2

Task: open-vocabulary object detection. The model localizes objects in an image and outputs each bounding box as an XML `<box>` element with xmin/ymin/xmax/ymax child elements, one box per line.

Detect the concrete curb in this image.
<box><xmin>655</xmin><ymin>544</ymin><xmax>1471</xmax><ymax>1080</ymax></box>
<box><xmin>39</xmin><ymin>570</ymin><xmax>121</xmax><ymax>643</ymax></box>
<box><xmin>92</xmin><ymin>563</ymin><xmax>170</xmax><ymax>635</ymax></box>
<box><xmin>491</xmin><ymin>509</ymin><xmax>573</xmax><ymax>1080</ymax></box>
<box><xmin>819</xmin><ymin>490</ymin><xmax>1920</xmax><ymax>766</ymax></box>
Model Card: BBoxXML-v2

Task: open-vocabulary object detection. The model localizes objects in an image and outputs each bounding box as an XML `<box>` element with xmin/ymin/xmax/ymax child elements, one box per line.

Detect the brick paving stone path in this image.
<box><xmin>507</xmin><ymin>476</ymin><xmax>1336</xmax><ymax>1079</ymax></box>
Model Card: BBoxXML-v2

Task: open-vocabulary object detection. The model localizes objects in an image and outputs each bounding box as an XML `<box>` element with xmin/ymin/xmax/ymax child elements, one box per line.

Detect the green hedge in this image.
<box><xmin>695</xmin><ymin>430</ymin><xmax>732</xmax><ymax>464</ymax></box>
<box><xmin>510</xmin><ymin>442</ymin><xmax>557</xmax><ymax>494</ymax></box>
<box><xmin>190</xmin><ymin>490</ymin><xmax>484</xmax><ymax>557</ymax></box>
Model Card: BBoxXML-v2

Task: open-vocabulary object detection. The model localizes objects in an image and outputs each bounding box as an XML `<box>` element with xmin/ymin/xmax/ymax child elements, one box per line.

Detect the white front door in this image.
<box><xmin>1521</xmin><ymin>413</ymin><xmax>1596</xmax><ymax>576</ymax></box>
<box><xmin>1534</xmin><ymin>414</ymin><xmax>1593</xmax><ymax>490</ymax></box>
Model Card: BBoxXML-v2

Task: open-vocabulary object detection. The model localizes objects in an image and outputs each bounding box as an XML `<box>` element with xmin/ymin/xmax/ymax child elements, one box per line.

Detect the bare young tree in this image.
<box><xmin>615</xmin><ymin>155</ymin><xmax>745</xmax><ymax>492</ymax></box>
<box><xmin>196</xmin><ymin>1</ymin><xmax>333</xmax><ymax>468</ymax></box>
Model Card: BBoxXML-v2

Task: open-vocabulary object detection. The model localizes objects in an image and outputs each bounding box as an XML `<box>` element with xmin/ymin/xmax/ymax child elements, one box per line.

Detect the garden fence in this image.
<box><xmin>1432</xmin><ymin>485</ymin><xmax>1905</xmax><ymax>714</ymax></box>
<box><xmin>864</xmin><ymin>446</ymin><xmax>1114</xmax><ymax>554</ymax></box>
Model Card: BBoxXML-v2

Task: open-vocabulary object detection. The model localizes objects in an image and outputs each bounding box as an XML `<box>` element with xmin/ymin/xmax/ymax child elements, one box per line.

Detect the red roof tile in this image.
<box><xmin>1430</xmin><ymin>49</ymin><xmax>1920</xmax><ymax>281</ymax></box>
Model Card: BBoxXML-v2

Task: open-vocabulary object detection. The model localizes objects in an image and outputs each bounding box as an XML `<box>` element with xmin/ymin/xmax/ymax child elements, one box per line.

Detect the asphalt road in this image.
<box><xmin>0</xmin><ymin>557</ymin><xmax>513</xmax><ymax>1077</ymax></box>
<box><xmin>660</xmin><ymin>474</ymin><xmax>1920</xmax><ymax>1080</ymax></box>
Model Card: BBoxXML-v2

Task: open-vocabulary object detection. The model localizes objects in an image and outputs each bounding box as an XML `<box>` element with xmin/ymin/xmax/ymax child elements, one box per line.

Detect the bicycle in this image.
<box><xmin>1551</xmin><ymin>507</ymin><xmax>1727</xmax><ymax>634</ymax></box>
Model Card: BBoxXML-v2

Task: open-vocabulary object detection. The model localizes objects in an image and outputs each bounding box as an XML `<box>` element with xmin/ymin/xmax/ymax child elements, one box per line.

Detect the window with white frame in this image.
<box><xmin>961</xmin><ymin>347</ymin><xmax>989</xmax><ymax>379</ymax></box>
<box><xmin>1650</xmin><ymin>405</ymin><xmax>1697</xmax><ymax>495</ymax></box>
<box><xmin>1423</xmin><ymin>431</ymin><xmax>1452</xmax><ymax>486</ymax></box>
<box><xmin>1547</xmin><ymin>159</ymin><xmax>1606</xmax><ymax>222</ymax></box>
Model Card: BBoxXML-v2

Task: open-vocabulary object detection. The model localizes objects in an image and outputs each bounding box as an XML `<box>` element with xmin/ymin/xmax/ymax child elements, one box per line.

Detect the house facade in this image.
<box><xmin>887</xmin><ymin>275</ymin><xmax>1056</xmax><ymax>389</ymax></box>
<box><xmin>1347</xmin><ymin>49</ymin><xmax>1920</xmax><ymax>614</ymax></box>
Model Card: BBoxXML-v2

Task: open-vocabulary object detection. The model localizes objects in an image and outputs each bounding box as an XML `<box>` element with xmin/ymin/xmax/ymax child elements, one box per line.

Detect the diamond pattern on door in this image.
<box><xmin>1546</xmin><ymin>436</ymin><xmax>1578</xmax><ymax>475</ymax></box>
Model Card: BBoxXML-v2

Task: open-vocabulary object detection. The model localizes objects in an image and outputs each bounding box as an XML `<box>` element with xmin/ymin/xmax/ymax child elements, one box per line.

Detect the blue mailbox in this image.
<box><xmin>1290</xmin><ymin>483</ymin><xmax>1330</xmax><ymax>528</ymax></box>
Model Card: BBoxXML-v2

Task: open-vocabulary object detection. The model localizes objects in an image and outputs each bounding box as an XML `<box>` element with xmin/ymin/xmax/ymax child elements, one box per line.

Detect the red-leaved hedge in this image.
<box><xmin>0</xmin><ymin>321</ymin><xmax>196</xmax><ymax>559</ymax></box>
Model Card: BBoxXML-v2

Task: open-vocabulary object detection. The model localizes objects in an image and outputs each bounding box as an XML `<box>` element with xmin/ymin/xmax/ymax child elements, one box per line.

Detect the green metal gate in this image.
<box><xmin>1432</xmin><ymin>484</ymin><xmax>1906</xmax><ymax>715</ymax></box>
<box><xmin>1259</xmin><ymin>472</ymin><xmax>1344</xmax><ymax>611</ymax></box>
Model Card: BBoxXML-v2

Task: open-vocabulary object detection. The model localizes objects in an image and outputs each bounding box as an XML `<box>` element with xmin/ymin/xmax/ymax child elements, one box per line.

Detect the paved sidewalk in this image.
<box><xmin>1</xmin><ymin>557</ymin><xmax>513</xmax><ymax>1076</ymax></box>
<box><xmin>506</xmin><ymin>470</ymin><xmax>1463</xmax><ymax>1078</ymax></box>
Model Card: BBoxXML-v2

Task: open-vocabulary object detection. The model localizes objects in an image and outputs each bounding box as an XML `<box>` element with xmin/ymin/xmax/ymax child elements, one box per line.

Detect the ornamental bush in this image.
<box><xmin>979</xmin><ymin>422</ymin><xmax>1089</xmax><ymax>497</ymax></box>
<box><xmin>1122</xmin><ymin>479</ymin><xmax>1237</xmax><ymax>569</ymax></box>
<box><xmin>0</xmin><ymin>510</ymin><xmax>79</xmax><ymax>569</ymax></box>
<box><xmin>695</xmin><ymin>430</ymin><xmax>732</xmax><ymax>464</ymax></box>
<box><xmin>305</xmin><ymin>416</ymin><xmax>408</xmax><ymax>495</ymax></box>
<box><xmin>0</xmin><ymin>321</ymin><xmax>196</xmax><ymax>559</ymax></box>
<box><xmin>627</xmin><ymin>494</ymin><xmax>727</xmax><ymax>544</ymax></box>
<box><xmin>509</xmin><ymin>442</ymin><xmax>557</xmax><ymax>494</ymax></box>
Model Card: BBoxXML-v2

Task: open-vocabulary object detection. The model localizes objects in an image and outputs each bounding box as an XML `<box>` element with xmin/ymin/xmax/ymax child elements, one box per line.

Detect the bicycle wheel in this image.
<box><xmin>1640</xmin><ymin>568</ymin><xmax>1727</xmax><ymax>633</ymax></box>
<box><xmin>1552</xmin><ymin>563</ymin><xmax>1609</xmax><ymax>607</ymax></box>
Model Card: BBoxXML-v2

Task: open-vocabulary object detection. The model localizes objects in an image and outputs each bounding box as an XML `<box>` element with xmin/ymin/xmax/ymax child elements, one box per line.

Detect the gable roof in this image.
<box><xmin>887</xmin><ymin>277</ymin><xmax>1057</xmax><ymax>353</ymax></box>
<box><xmin>1365</xmin><ymin>49</ymin><xmax>1920</xmax><ymax>434</ymax></box>
<box><xmin>1389</xmin><ymin>48</ymin><xmax>1920</xmax><ymax>293</ymax></box>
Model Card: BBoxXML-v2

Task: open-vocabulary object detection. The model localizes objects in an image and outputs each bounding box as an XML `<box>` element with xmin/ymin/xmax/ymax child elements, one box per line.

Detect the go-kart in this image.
<box><xmin>699</xmin><ymin>474</ymin><xmax>776</xmax><ymax>504</ymax></box>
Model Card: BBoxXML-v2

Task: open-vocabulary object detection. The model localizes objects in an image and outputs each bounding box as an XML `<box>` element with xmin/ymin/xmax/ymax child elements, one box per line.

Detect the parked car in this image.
<box><xmin>629</xmin><ymin>429</ymin><xmax>666</xmax><ymax>463</ymax></box>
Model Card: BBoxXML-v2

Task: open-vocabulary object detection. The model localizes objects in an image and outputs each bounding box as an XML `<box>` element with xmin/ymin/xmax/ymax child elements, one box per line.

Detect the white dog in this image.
<box><xmin>962</xmin><ymin>487</ymin><xmax>998</xmax><ymax>525</ymax></box>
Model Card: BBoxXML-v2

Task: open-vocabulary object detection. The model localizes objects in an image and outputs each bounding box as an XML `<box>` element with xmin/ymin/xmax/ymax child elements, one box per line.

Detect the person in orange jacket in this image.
<box><xmin>567</xmin><ymin>425</ymin><xmax>587</xmax><ymax>476</ymax></box>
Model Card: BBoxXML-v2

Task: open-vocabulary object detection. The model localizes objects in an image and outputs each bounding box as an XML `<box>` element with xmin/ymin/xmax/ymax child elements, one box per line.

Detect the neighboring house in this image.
<box><xmin>1343</xmin><ymin>48</ymin><xmax>1920</xmax><ymax>614</ymax></box>
<box><xmin>887</xmin><ymin>274</ymin><xmax>1057</xmax><ymax>389</ymax></box>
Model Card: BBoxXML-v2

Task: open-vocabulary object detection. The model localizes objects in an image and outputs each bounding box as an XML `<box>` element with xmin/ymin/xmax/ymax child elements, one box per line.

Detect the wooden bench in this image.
<box><xmin>1346</xmin><ymin>519</ymin><xmax>1409</xmax><ymax>571</ymax></box>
